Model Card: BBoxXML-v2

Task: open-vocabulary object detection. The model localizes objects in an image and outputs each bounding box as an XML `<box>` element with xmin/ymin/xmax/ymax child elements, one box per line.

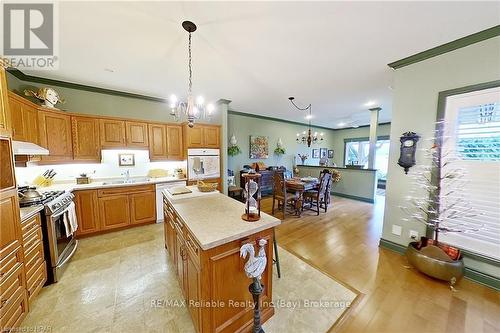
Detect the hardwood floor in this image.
<box><xmin>262</xmin><ymin>195</ymin><xmax>500</xmax><ymax>333</ymax></box>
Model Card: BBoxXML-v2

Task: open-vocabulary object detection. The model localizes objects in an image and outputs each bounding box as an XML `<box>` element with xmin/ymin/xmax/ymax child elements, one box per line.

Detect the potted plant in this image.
<box><xmin>401</xmin><ymin>137</ymin><xmax>480</xmax><ymax>289</ymax></box>
<box><xmin>228</xmin><ymin>134</ymin><xmax>242</xmax><ymax>157</ymax></box>
<box><xmin>274</xmin><ymin>138</ymin><xmax>285</xmax><ymax>156</ymax></box>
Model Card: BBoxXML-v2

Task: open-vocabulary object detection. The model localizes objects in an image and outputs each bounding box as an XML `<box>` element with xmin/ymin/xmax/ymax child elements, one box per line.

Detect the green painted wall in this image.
<box><xmin>227</xmin><ymin>113</ymin><xmax>335</xmax><ymax>185</ymax></box>
<box><xmin>383</xmin><ymin>36</ymin><xmax>500</xmax><ymax>278</ymax></box>
<box><xmin>5</xmin><ymin>72</ymin><xmax>222</xmax><ymax>124</ymax></box>
<box><xmin>227</xmin><ymin>112</ymin><xmax>390</xmax><ymax>186</ymax></box>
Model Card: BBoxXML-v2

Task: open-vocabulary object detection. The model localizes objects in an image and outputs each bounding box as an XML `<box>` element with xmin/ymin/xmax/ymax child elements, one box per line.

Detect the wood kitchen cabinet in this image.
<box><xmin>21</xmin><ymin>213</ymin><xmax>46</xmax><ymax>303</ymax></box>
<box><xmin>0</xmin><ymin>68</ymin><xmax>11</xmax><ymax>137</ymax></box>
<box><xmin>99</xmin><ymin>119</ymin><xmax>126</xmax><ymax>148</ymax></box>
<box><xmin>0</xmin><ymin>137</ymin><xmax>29</xmax><ymax>331</ymax></box>
<box><xmin>98</xmin><ymin>195</ymin><xmax>130</xmax><ymax>231</ymax></box>
<box><xmin>74</xmin><ymin>190</ymin><xmax>101</xmax><ymax>235</ymax></box>
<box><xmin>130</xmin><ymin>191</ymin><xmax>156</xmax><ymax>224</ymax></box>
<box><xmin>184</xmin><ymin>124</ymin><xmax>220</xmax><ymax>148</ymax></box>
<box><xmin>203</xmin><ymin>126</ymin><xmax>220</xmax><ymax>148</ymax></box>
<box><xmin>126</xmin><ymin>121</ymin><xmax>149</xmax><ymax>148</ymax></box>
<box><xmin>8</xmin><ymin>93</ymin><xmax>39</xmax><ymax>144</ymax></box>
<box><xmin>71</xmin><ymin>116</ymin><xmax>100</xmax><ymax>162</ymax></box>
<box><xmin>79</xmin><ymin>185</ymin><xmax>157</xmax><ymax>235</ymax></box>
<box><xmin>148</xmin><ymin>123</ymin><xmax>168</xmax><ymax>160</ymax></box>
<box><xmin>167</xmin><ymin>125</ymin><xmax>183</xmax><ymax>159</ymax></box>
<box><xmin>38</xmin><ymin>109</ymin><xmax>73</xmax><ymax>162</ymax></box>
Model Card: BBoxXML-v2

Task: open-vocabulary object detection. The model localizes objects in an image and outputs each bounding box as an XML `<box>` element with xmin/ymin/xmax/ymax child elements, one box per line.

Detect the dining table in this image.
<box><xmin>285</xmin><ymin>177</ymin><xmax>318</xmax><ymax>217</ymax></box>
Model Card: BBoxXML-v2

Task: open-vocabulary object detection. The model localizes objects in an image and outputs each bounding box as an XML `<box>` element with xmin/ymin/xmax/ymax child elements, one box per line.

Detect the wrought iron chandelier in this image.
<box><xmin>169</xmin><ymin>21</ymin><xmax>215</xmax><ymax>128</ymax></box>
<box><xmin>288</xmin><ymin>97</ymin><xmax>324</xmax><ymax>147</ymax></box>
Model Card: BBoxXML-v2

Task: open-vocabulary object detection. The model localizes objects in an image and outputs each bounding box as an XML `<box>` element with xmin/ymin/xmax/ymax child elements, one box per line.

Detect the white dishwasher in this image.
<box><xmin>156</xmin><ymin>181</ymin><xmax>186</xmax><ymax>222</ymax></box>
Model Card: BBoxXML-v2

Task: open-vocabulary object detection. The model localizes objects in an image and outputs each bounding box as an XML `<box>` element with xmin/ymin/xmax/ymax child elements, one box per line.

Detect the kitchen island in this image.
<box><xmin>162</xmin><ymin>189</ymin><xmax>281</xmax><ymax>333</ymax></box>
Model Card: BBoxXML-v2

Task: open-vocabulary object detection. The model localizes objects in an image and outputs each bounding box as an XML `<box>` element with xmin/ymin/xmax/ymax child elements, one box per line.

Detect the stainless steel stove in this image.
<box><xmin>19</xmin><ymin>187</ymin><xmax>78</xmax><ymax>284</ymax></box>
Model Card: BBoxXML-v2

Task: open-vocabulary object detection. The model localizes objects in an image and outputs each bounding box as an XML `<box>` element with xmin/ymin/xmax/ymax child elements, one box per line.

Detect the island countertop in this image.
<box><xmin>164</xmin><ymin>192</ymin><xmax>281</xmax><ymax>250</ymax></box>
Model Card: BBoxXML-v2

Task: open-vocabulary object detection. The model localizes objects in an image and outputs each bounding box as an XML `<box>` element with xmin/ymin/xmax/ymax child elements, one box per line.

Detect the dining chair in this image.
<box><xmin>271</xmin><ymin>171</ymin><xmax>296</xmax><ymax>218</ymax></box>
<box><xmin>319</xmin><ymin>169</ymin><xmax>332</xmax><ymax>205</ymax></box>
<box><xmin>303</xmin><ymin>172</ymin><xmax>332</xmax><ymax>215</ymax></box>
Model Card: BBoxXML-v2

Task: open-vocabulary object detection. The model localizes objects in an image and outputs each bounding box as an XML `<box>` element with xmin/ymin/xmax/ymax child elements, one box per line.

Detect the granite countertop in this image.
<box><xmin>297</xmin><ymin>165</ymin><xmax>377</xmax><ymax>172</ymax></box>
<box><xmin>166</xmin><ymin>192</ymin><xmax>281</xmax><ymax>250</ymax></box>
<box><xmin>32</xmin><ymin>177</ymin><xmax>187</xmax><ymax>193</ymax></box>
<box><xmin>19</xmin><ymin>205</ymin><xmax>44</xmax><ymax>222</ymax></box>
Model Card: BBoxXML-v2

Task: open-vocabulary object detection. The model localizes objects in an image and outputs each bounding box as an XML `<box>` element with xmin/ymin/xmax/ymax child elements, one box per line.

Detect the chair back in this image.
<box><xmin>318</xmin><ymin>172</ymin><xmax>332</xmax><ymax>196</ymax></box>
<box><xmin>319</xmin><ymin>169</ymin><xmax>331</xmax><ymax>179</ymax></box>
<box><xmin>272</xmin><ymin>171</ymin><xmax>286</xmax><ymax>197</ymax></box>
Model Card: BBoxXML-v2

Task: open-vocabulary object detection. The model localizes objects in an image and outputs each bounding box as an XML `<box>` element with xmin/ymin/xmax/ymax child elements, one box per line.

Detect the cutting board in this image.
<box><xmin>168</xmin><ymin>186</ymin><xmax>193</xmax><ymax>195</ymax></box>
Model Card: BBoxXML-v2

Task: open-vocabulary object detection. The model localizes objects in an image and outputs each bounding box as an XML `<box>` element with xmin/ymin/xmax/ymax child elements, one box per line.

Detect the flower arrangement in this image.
<box><xmin>297</xmin><ymin>154</ymin><xmax>308</xmax><ymax>164</ymax></box>
<box><xmin>331</xmin><ymin>169</ymin><xmax>341</xmax><ymax>183</ymax></box>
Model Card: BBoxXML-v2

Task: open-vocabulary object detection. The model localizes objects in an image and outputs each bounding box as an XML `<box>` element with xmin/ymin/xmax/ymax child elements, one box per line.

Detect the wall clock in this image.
<box><xmin>397</xmin><ymin>132</ymin><xmax>420</xmax><ymax>174</ymax></box>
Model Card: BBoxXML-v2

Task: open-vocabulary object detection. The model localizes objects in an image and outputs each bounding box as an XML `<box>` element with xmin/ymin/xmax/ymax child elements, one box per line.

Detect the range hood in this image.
<box><xmin>12</xmin><ymin>141</ymin><xmax>49</xmax><ymax>155</ymax></box>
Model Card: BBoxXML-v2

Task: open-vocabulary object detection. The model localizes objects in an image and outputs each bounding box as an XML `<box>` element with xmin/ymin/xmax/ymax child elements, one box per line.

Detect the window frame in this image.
<box><xmin>434</xmin><ymin>79</ymin><xmax>500</xmax><ymax>265</ymax></box>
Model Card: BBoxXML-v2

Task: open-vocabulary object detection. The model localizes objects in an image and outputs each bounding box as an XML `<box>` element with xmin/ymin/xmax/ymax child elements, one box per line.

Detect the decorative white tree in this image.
<box><xmin>401</xmin><ymin>125</ymin><xmax>482</xmax><ymax>244</ymax></box>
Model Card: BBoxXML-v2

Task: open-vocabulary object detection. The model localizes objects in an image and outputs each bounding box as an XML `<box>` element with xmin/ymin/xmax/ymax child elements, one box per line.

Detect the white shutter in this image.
<box><xmin>441</xmin><ymin>87</ymin><xmax>500</xmax><ymax>260</ymax></box>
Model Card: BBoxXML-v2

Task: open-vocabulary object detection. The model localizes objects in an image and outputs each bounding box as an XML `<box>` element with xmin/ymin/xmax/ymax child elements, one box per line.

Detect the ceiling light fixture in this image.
<box><xmin>169</xmin><ymin>21</ymin><xmax>214</xmax><ymax>128</ymax></box>
<box><xmin>364</xmin><ymin>100</ymin><xmax>376</xmax><ymax>107</ymax></box>
<box><xmin>289</xmin><ymin>97</ymin><xmax>323</xmax><ymax>147</ymax></box>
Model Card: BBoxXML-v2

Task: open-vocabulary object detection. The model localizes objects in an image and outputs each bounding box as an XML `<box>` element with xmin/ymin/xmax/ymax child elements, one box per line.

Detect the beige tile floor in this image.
<box><xmin>21</xmin><ymin>223</ymin><xmax>357</xmax><ymax>333</ymax></box>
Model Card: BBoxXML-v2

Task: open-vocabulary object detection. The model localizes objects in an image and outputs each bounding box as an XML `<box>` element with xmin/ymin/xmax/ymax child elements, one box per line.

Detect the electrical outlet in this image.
<box><xmin>409</xmin><ymin>230</ymin><xmax>419</xmax><ymax>240</ymax></box>
<box><xmin>391</xmin><ymin>225</ymin><xmax>402</xmax><ymax>236</ymax></box>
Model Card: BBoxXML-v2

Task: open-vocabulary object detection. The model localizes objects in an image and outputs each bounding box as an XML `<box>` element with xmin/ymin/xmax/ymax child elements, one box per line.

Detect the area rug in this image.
<box><xmin>21</xmin><ymin>224</ymin><xmax>358</xmax><ymax>332</ymax></box>
<box><xmin>263</xmin><ymin>247</ymin><xmax>358</xmax><ymax>332</ymax></box>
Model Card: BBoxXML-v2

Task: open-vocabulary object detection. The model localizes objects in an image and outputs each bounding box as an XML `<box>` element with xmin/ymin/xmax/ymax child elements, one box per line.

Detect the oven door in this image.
<box><xmin>46</xmin><ymin>206</ymin><xmax>78</xmax><ymax>269</ymax></box>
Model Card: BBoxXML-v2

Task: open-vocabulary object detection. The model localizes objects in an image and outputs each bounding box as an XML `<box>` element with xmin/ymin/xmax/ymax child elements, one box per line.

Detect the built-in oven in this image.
<box><xmin>41</xmin><ymin>192</ymin><xmax>78</xmax><ymax>284</ymax></box>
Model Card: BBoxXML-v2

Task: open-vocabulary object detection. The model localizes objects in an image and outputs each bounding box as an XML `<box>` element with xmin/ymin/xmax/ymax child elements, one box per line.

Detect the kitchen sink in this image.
<box><xmin>102</xmin><ymin>178</ymin><xmax>150</xmax><ymax>185</ymax></box>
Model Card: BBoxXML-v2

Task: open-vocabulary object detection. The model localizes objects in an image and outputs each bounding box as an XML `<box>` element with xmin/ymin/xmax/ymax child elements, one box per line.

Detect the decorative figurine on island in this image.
<box><xmin>25</xmin><ymin>87</ymin><xmax>65</xmax><ymax>109</ymax></box>
<box><xmin>241</xmin><ymin>172</ymin><xmax>262</xmax><ymax>222</ymax></box>
<box><xmin>240</xmin><ymin>239</ymin><xmax>268</xmax><ymax>333</ymax></box>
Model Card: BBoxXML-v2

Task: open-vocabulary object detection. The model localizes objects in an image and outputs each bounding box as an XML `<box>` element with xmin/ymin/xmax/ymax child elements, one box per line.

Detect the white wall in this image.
<box><xmin>383</xmin><ymin>36</ymin><xmax>500</xmax><ymax>277</ymax></box>
<box><xmin>15</xmin><ymin>149</ymin><xmax>186</xmax><ymax>186</ymax></box>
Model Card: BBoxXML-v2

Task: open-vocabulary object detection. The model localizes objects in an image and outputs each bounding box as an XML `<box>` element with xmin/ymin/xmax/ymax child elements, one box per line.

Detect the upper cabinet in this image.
<box><xmin>125</xmin><ymin>121</ymin><xmax>148</xmax><ymax>148</ymax></box>
<box><xmin>148</xmin><ymin>123</ymin><xmax>167</xmax><ymax>160</ymax></box>
<box><xmin>38</xmin><ymin>110</ymin><xmax>73</xmax><ymax>162</ymax></box>
<box><xmin>167</xmin><ymin>125</ymin><xmax>183</xmax><ymax>160</ymax></box>
<box><xmin>0</xmin><ymin>68</ymin><xmax>11</xmax><ymax>137</ymax></box>
<box><xmin>72</xmin><ymin>116</ymin><xmax>100</xmax><ymax>162</ymax></box>
<box><xmin>203</xmin><ymin>126</ymin><xmax>220</xmax><ymax>148</ymax></box>
<box><xmin>8</xmin><ymin>93</ymin><xmax>39</xmax><ymax>144</ymax></box>
<box><xmin>184</xmin><ymin>124</ymin><xmax>220</xmax><ymax>149</ymax></box>
<box><xmin>99</xmin><ymin>119</ymin><xmax>126</xmax><ymax>148</ymax></box>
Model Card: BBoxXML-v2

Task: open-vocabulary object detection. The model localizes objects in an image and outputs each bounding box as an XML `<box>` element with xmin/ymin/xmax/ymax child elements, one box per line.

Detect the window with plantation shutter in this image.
<box><xmin>440</xmin><ymin>86</ymin><xmax>500</xmax><ymax>260</ymax></box>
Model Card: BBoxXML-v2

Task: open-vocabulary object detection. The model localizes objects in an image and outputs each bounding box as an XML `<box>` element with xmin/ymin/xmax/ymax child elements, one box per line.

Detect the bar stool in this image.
<box><xmin>273</xmin><ymin>229</ymin><xmax>281</xmax><ymax>278</ymax></box>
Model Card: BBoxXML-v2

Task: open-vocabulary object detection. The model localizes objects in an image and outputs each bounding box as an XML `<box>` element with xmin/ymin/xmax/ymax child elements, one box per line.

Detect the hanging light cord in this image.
<box><xmin>289</xmin><ymin>98</ymin><xmax>312</xmax><ymax>126</ymax></box>
<box><xmin>188</xmin><ymin>31</ymin><xmax>193</xmax><ymax>95</ymax></box>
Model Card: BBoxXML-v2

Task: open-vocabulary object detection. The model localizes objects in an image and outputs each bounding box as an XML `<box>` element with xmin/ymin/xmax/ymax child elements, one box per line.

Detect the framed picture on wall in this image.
<box><xmin>328</xmin><ymin>150</ymin><xmax>334</xmax><ymax>158</ymax></box>
<box><xmin>118</xmin><ymin>153</ymin><xmax>135</xmax><ymax>166</ymax></box>
<box><xmin>320</xmin><ymin>148</ymin><xmax>327</xmax><ymax>158</ymax></box>
<box><xmin>312</xmin><ymin>149</ymin><xmax>320</xmax><ymax>158</ymax></box>
<box><xmin>249</xmin><ymin>135</ymin><xmax>269</xmax><ymax>158</ymax></box>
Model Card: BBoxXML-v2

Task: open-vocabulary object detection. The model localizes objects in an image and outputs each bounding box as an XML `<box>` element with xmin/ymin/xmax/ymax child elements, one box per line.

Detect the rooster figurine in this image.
<box><xmin>240</xmin><ymin>239</ymin><xmax>267</xmax><ymax>333</ymax></box>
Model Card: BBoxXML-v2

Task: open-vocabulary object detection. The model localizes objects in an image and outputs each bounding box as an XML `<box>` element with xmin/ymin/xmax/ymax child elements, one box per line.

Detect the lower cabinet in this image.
<box><xmin>20</xmin><ymin>213</ymin><xmax>46</xmax><ymax>303</ymax></box>
<box><xmin>130</xmin><ymin>191</ymin><xmax>156</xmax><ymax>225</ymax></box>
<box><xmin>98</xmin><ymin>195</ymin><xmax>130</xmax><ymax>231</ymax></box>
<box><xmin>75</xmin><ymin>185</ymin><xmax>156</xmax><ymax>237</ymax></box>
<box><xmin>75</xmin><ymin>190</ymin><xmax>100</xmax><ymax>236</ymax></box>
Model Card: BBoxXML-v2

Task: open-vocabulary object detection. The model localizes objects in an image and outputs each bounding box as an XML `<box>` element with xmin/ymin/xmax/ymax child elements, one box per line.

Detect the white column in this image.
<box><xmin>217</xmin><ymin>99</ymin><xmax>231</xmax><ymax>195</ymax></box>
<box><xmin>368</xmin><ymin>107</ymin><xmax>381</xmax><ymax>169</ymax></box>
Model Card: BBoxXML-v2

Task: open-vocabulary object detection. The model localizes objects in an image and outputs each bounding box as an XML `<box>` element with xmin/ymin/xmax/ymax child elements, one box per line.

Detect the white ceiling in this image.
<box><xmin>23</xmin><ymin>1</ymin><xmax>500</xmax><ymax>128</ymax></box>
